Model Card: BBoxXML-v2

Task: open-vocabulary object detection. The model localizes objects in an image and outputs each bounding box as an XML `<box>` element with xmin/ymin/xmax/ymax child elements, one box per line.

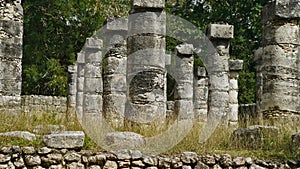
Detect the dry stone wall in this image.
<box><xmin>0</xmin><ymin>147</ymin><xmax>298</xmax><ymax>169</ymax></box>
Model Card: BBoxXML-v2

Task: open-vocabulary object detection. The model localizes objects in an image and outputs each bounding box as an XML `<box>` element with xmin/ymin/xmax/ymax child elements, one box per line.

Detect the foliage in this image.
<box><xmin>22</xmin><ymin>0</ymin><xmax>130</xmax><ymax>96</ymax></box>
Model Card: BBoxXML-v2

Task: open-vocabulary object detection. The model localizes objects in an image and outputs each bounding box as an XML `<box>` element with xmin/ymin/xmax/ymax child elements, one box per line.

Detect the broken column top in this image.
<box><xmin>131</xmin><ymin>0</ymin><xmax>165</xmax><ymax>9</ymax></box>
<box><xmin>175</xmin><ymin>43</ymin><xmax>194</xmax><ymax>55</ymax></box>
<box><xmin>229</xmin><ymin>59</ymin><xmax>244</xmax><ymax>71</ymax></box>
<box><xmin>207</xmin><ymin>24</ymin><xmax>234</xmax><ymax>39</ymax></box>
<box><xmin>262</xmin><ymin>0</ymin><xmax>300</xmax><ymax>22</ymax></box>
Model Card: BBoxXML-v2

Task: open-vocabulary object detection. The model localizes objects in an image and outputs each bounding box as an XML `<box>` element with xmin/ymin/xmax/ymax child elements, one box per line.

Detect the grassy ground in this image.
<box><xmin>0</xmin><ymin>111</ymin><xmax>299</xmax><ymax>160</ymax></box>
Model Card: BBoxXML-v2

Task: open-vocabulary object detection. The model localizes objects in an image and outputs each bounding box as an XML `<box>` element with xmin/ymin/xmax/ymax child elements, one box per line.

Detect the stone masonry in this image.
<box><xmin>0</xmin><ymin>0</ymin><xmax>23</xmax><ymax>113</ymax></box>
<box><xmin>255</xmin><ymin>0</ymin><xmax>300</xmax><ymax>128</ymax></box>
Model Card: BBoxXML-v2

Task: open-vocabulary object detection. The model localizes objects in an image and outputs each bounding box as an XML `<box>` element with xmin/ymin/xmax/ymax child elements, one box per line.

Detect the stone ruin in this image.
<box><xmin>0</xmin><ymin>0</ymin><xmax>299</xmax><ymax>144</ymax></box>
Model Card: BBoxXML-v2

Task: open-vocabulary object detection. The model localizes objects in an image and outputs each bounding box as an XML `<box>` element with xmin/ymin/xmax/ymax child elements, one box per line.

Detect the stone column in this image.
<box><xmin>206</xmin><ymin>24</ymin><xmax>233</xmax><ymax>125</ymax></box>
<box><xmin>174</xmin><ymin>44</ymin><xmax>194</xmax><ymax>121</ymax></box>
<box><xmin>76</xmin><ymin>52</ymin><xmax>85</xmax><ymax>123</ymax></box>
<box><xmin>194</xmin><ymin>66</ymin><xmax>209</xmax><ymax>123</ymax></box>
<box><xmin>125</xmin><ymin>0</ymin><xmax>167</xmax><ymax>131</ymax></box>
<box><xmin>255</xmin><ymin>0</ymin><xmax>300</xmax><ymax>128</ymax></box>
<box><xmin>103</xmin><ymin>18</ymin><xmax>128</xmax><ymax>129</ymax></box>
<box><xmin>0</xmin><ymin>0</ymin><xmax>23</xmax><ymax>113</ymax></box>
<box><xmin>67</xmin><ymin>64</ymin><xmax>77</xmax><ymax>121</ymax></box>
<box><xmin>82</xmin><ymin>38</ymin><xmax>103</xmax><ymax>124</ymax></box>
<box><xmin>228</xmin><ymin>59</ymin><xmax>243</xmax><ymax>127</ymax></box>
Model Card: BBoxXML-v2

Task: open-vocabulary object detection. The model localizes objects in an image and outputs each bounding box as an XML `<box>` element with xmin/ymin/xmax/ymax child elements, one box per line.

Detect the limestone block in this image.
<box><xmin>85</xmin><ymin>51</ymin><xmax>102</xmax><ymax>64</ymax></box>
<box><xmin>194</xmin><ymin>109</ymin><xmax>207</xmax><ymax>122</ymax></box>
<box><xmin>229</xmin><ymin>59</ymin><xmax>243</xmax><ymax>71</ymax></box>
<box><xmin>68</xmin><ymin>64</ymin><xmax>77</xmax><ymax>73</ymax></box>
<box><xmin>248</xmin><ymin>125</ymin><xmax>280</xmax><ymax>137</ymax></box>
<box><xmin>0</xmin><ymin>79</ymin><xmax>22</xmax><ymax>95</ymax></box>
<box><xmin>106</xmin><ymin>18</ymin><xmax>128</xmax><ymax>31</ymax></box>
<box><xmin>85</xmin><ymin>38</ymin><xmax>103</xmax><ymax>49</ymax></box>
<box><xmin>106</xmin><ymin>34</ymin><xmax>127</xmax><ymax>46</ymax></box>
<box><xmin>194</xmin><ymin>86</ymin><xmax>209</xmax><ymax>101</ymax></box>
<box><xmin>205</xmin><ymin>53</ymin><xmax>229</xmax><ymax>72</ymax></box>
<box><xmin>42</xmin><ymin>131</ymin><xmax>85</xmax><ymax>149</ymax></box>
<box><xmin>229</xmin><ymin>90</ymin><xmax>238</xmax><ymax>104</ymax></box>
<box><xmin>196</xmin><ymin>78</ymin><xmax>209</xmax><ymax>87</ymax></box>
<box><xmin>175</xmin><ymin>100</ymin><xmax>194</xmax><ymax>120</ymax></box>
<box><xmin>207</xmin><ymin>24</ymin><xmax>234</xmax><ymax>39</ymax></box>
<box><xmin>0</xmin><ymin>60</ymin><xmax>21</xmax><ymax>79</ymax></box>
<box><xmin>0</xmin><ymin>131</ymin><xmax>36</xmax><ymax>141</ymax></box>
<box><xmin>33</xmin><ymin>125</ymin><xmax>66</xmax><ymax>135</ymax></box>
<box><xmin>131</xmin><ymin>0</ymin><xmax>165</xmax><ymax>9</ymax></box>
<box><xmin>228</xmin><ymin>104</ymin><xmax>239</xmax><ymax>122</ymax></box>
<box><xmin>229</xmin><ymin>79</ymin><xmax>238</xmax><ymax>90</ymax></box>
<box><xmin>176</xmin><ymin>44</ymin><xmax>194</xmax><ymax>55</ymax></box>
<box><xmin>125</xmin><ymin>102</ymin><xmax>166</xmax><ymax>124</ymax></box>
<box><xmin>103</xmin><ymin>74</ymin><xmax>126</xmax><ymax>93</ymax></box>
<box><xmin>209</xmin><ymin>91</ymin><xmax>229</xmax><ymax>108</ymax></box>
<box><xmin>103</xmin><ymin>57</ymin><xmax>127</xmax><ymax>75</ymax></box>
<box><xmin>103</xmin><ymin>94</ymin><xmax>126</xmax><ymax>128</ymax></box>
<box><xmin>105</xmin><ymin>132</ymin><xmax>145</xmax><ymax>150</ymax></box>
<box><xmin>84</xmin><ymin>77</ymin><xmax>103</xmax><ymax>94</ymax></box>
<box><xmin>129</xmin><ymin>11</ymin><xmax>166</xmax><ymax>36</ymax></box>
<box><xmin>262</xmin><ymin>0</ymin><xmax>300</xmax><ymax>22</ymax></box>
<box><xmin>231</xmin><ymin>128</ymin><xmax>262</xmax><ymax>148</ymax></box>
<box><xmin>76</xmin><ymin>92</ymin><xmax>83</xmax><ymax>106</ymax></box>
<box><xmin>103</xmin><ymin>160</ymin><xmax>118</xmax><ymax>169</ymax></box>
<box><xmin>166</xmin><ymin>101</ymin><xmax>175</xmax><ymax>110</ymax></box>
<box><xmin>174</xmin><ymin>82</ymin><xmax>193</xmax><ymax>100</ymax></box>
<box><xmin>292</xmin><ymin>132</ymin><xmax>300</xmax><ymax>151</ymax></box>
<box><xmin>175</xmin><ymin>57</ymin><xmax>194</xmax><ymax>82</ymax></box>
<box><xmin>76</xmin><ymin>77</ymin><xmax>84</xmax><ymax>92</ymax></box>
<box><xmin>260</xmin><ymin>93</ymin><xmax>299</xmax><ymax>112</ymax></box>
<box><xmin>0</xmin><ymin>20</ymin><xmax>22</xmax><ymax>37</ymax></box>
<box><xmin>83</xmin><ymin>94</ymin><xmax>102</xmax><ymax>111</ymax></box>
<box><xmin>84</xmin><ymin>64</ymin><xmax>102</xmax><ymax>78</ymax></box>
<box><xmin>209</xmin><ymin>73</ymin><xmax>229</xmax><ymax>91</ymax></box>
<box><xmin>0</xmin><ymin>39</ymin><xmax>22</xmax><ymax>59</ymax></box>
<box><xmin>197</xmin><ymin>67</ymin><xmax>207</xmax><ymax>78</ymax></box>
<box><xmin>77</xmin><ymin>52</ymin><xmax>85</xmax><ymax>64</ymax></box>
<box><xmin>165</xmin><ymin>54</ymin><xmax>171</xmax><ymax>65</ymax></box>
<box><xmin>127</xmin><ymin>49</ymin><xmax>166</xmax><ymax>69</ymax></box>
<box><xmin>127</xmin><ymin>35</ymin><xmax>165</xmax><ymax>54</ymax></box>
<box><xmin>263</xmin><ymin>23</ymin><xmax>300</xmax><ymax>45</ymax></box>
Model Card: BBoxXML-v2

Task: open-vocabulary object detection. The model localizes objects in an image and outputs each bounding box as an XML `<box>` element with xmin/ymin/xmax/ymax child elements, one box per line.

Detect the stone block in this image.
<box><xmin>292</xmin><ymin>132</ymin><xmax>300</xmax><ymax>151</ymax></box>
<box><xmin>76</xmin><ymin>92</ymin><xmax>83</xmax><ymax>107</ymax></box>
<box><xmin>260</xmin><ymin>93</ymin><xmax>299</xmax><ymax>113</ymax></box>
<box><xmin>76</xmin><ymin>77</ymin><xmax>84</xmax><ymax>92</ymax></box>
<box><xmin>175</xmin><ymin>57</ymin><xmax>194</xmax><ymax>82</ymax></box>
<box><xmin>106</xmin><ymin>34</ymin><xmax>127</xmax><ymax>46</ymax></box>
<box><xmin>174</xmin><ymin>82</ymin><xmax>193</xmax><ymax>100</ymax></box>
<box><xmin>194</xmin><ymin>109</ymin><xmax>207</xmax><ymax>122</ymax></box>
<box><xmin>103</xmin><ymin>57</ymin><xmax>127</xmax><ymax>75</ymax></box>
<box><xmin>131</xmin><ymin>0</ymin><xmax>165</xmax><ymax>9</ymax></box>
<box><xmin>175</xmin><ymin>100</ymin><xmax>194</xmax><ymax>120</ymax></box>
<box><xmin>207</xmin><ymin>24</ymin><xmax>234</xmax><ymax>39</ymax></box>
<box><xmin>85</xmin><ymin>38</ymin><xmax>103</xmax><ymax>49</ymax></box>
<box><xmin>0</xmin><ymin>79</ymin><xmax>22</xmax><ymax>96</ymax></box>
<box><xmin>229</xmin><ymin>59</ymin><xmax>243</xmax><ymax>71</ymax></box>
<box><xmin>103</xmin><ymin>74</ymin><xmax>126</xmax><ymax>93</ymax></box>
<box><xmin>103</xmin><ymin>94</ymin><xmax>126</xmax><ymax>128</ymax></box>
<box><xmin>229</xmin><ymin>90</ymin><xmax>238</xmax><ymax>103</ymax></box>
<box><xmin>0</xmin><ymin>20</ymin><xmax>22</xmax><ymax>37</ymax></box>
<box><xmin>209</xmin><ymin>73</ymin><xmax>229</xmax><ymax>91</ymax></box>
<box><xmin>105</xmin><ymin>132</ymin><xmax>145</xmax><ymax>150</ymax></box>
<box><xmin>248</xmin><ymin>125</ymin><xmax>280</xmax><ymax>137</ymax></box>
<box><xmin>209</xmin><ymin>91</ymin><xmax>229</xmax><ymax>108</ymax></box>
<box><xmin>105</xmin><ymin>17</ymin><xmax>128</xmax><ymax>31</ymax></box>
<box><xmin>165</xmin><ymin>54</ymin><xmax>171</xmax><ymax>65</ymax></box>
<box><xmin>229</xmin><ymin>79</ymin><xmax>238</xmax><ymax>90</ymax></box>
<box><xmin>0</xmin><ymin>42</ymin><xmax>22</xmax><ymax>59</ymax></box>
<box><xmin>77</xmin><ymin>52</ymin><xmax>85</xmax><ymax>64</ymax></box>
<box><xmin>127</xmin><ymin>49</ymin><xmax>166</xmax><ymax>70</ymax></box>
<box><xmin>128</xmin><ymin>11</ymin><xmax>166</xmax><ymax>36</ymax></box>
<box><xmin>33</xmin><ymin>125</ymin><xmax>66</xmax><ymax>135</ymax></box>
<box><xmin>42</xmin><ymin>131</ymin><xmax>85</xmax><ymax>149</ymax></box>
<box><xmin>125</xmin><ymin>102</ymin><xmax>166</xmax><ymax>124</ymax></box>
<box><xmin>205</xmin><ymin>53</ymin><xmax>229</xmax><ymax>72</ymax></box>
<box><xmin>231</xmin><ymin>128</ymin><xmax>262</xmax><ymax>148</ymax></box>
<box><xmin>85</xmin><ymin>51</ymin><xmax>102</xmax><ymax>63</ymax></box>
<box><xmin>176</xmin><ymin>44</ymin><xmax>194</xmax><ymax>55</ymax></box>
<box><xmin>197</xmin><ymin>67</ymin><xmax>207</xmax><ymax>77</ymax></box>
<box><xmin>228</xmin><ymin>104</ymin><xmax>239</xmax><ymax>122</ymax></box>
<box><xmin>196</xmin><ymin>78</ymin><xmax>209</xmax><ymax>87</ymax></box>
<box><xmin>83</xmin><ymin>94</ymin><xmax>102</xmax><ymax>111</ymax></box>
<box><xmin>263</xmin><ymin>23</ymin><xmax>300</xmax><ymax>45</ymax></box>
<box><xmin>127</xmin><ymin>34</ymin><xmax>165</xmax><ymax>52</ymax></box>
<box><xmin>0</xmin><ymin>60</ymin><xmax>21</xmax><ymax>79</ymax></box>
<box><xmin>262</xmin><ymin>0</ymin><xmax>300</xmax><ymax>22</ymax></box>
<box><xmin>0</xmin><ymin>131</ymin><xmax>36</xmax><ymax>141</ymax></box>
<box><xmin>84</xmin><ymin>64</ymin><xmax>102</xmax><ymax>78</ymax></box>
<box><xmin>84</xmin><ymin>78</ymin><xmax>103</xmax><ymax>94</ymax></box>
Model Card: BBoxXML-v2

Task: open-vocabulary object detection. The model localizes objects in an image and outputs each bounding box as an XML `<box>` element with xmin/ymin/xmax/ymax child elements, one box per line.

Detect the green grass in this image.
<box><xmin>0</xmin><ymin>110</ymin><xmax>299</xmax><ymax>161</ymax></box>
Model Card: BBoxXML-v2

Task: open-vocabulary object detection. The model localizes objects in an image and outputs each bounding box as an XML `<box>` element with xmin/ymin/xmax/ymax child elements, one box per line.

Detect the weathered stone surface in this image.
<box><xmin>64</xmin><ymin>152</ymin><xmax>81</xmax><ymax>162</ymax></box>
<box><xmin>22</xmin><ymin>147</ymin><xmax>36</xmax><ymax>155</ymax></box>
<box><xmin>66</xmin><ymin>162</ymin><xmax>84</xmax><ymax>169</ymax></box>
<box><xmin>84</xmin><ymin>77</ymin><xmax>103</xmax><ymax>94</ymax></box>
<box><xmin>231</xmin><ymin>128</ymin><xmax>262</xmax><ymax>148</ymax></box>
<box><xmin>42</xmin><ymin>131</ymin><xmax>85</xmax><ymax>149</ymax></box>
<box><xmin>103</xmin><ymin>57</ymin><xmax>127</xmax><ymax>75</ymax></box>
<box><xmin>131</xmin><ymin>0</ymin><xmax>165</xmax><ymax>9</ymax></box>
<box><xmin>229</xmin><ymin>59</ymin><xmax>244</xmax><ymax>71</ymax></box>
<box><xmin>248</xmin><ymin>125</ymin><xmax>280</xmax><ymax>137</ymax></box>
<box><xmin>85</xmin><ymin>38</ymin><xmax>103</xmax><ymax>50</ymax></box>
<box><xmin>106</xmin><ymin>132</ymin><xmax>145</xmax><ymax>150</ymax></box>
<box><xmin>143</xmin><ymin>156</ymin><xmax>158</xmax><ymax>166</ymax></box>
<box><xmin>0</xmin><ymin>154</ymin><xmax>11</xmax><ymax>163</ymax></box>
<box><xmin>292</xmin><ymin>132</ymin><xmax>300</xmax><ymax>151</ymax></box>
<box><xmin>105</xmin><ymin>17</ymin><xmax>128</xmax><ymax>31</ymax></box>
<box><xmin>33</xmin><ymin>125</ymin><xmax>66</xmax><ymax>135</ymax></box>
<box><xmin>207</xmin><ymin>24</ymin><xmax>234</xmax><ymax>39</ymax></box>
<box><xmin>181</xmin><ymin>152</ymin><xmax>198</xmax><ymax>164</ymax></box>
<box><xmin>84</xmin><ymin>64</ymin><xmax>102</xmax><ymax>78</ymax></box>
<box><xmin>37</xmin><ymin>147</ymin><xmax>52</xmax><ymax>155</ymax></box>
<box><xmin>103</xmin><ymin>74</ymin><xmax>126</xmax><ymax>93</ymax></box>
<box><xmin>209</xmin><ymin>73</ymin><xmax>229</xmax><ymax>91</ymax></box>
<box><xmin>233</xmin><ymin>157</ymin><xmax>246</xmax><ymax>167</ymax></box>
<box><xmin>127</xmin><ymin>35</ymin><xmax>165</xmax><ymax>54</ymax></box>
<box><xmin>83</xmin><ymin>94</ymin><xmax>103</xmax><ymax>111</ymax></box>
<box><xmin>0</xmin><ymin>131</ymin><xmax>36</xmax><ymax>141</ymax></box>
<box><xmin>129</xmin><ymin>11</ymin><xmax>166</xmax><ymax>36</ymax></box>
<box><xmin>103</xmin><ymin>160</ymin><xmax>118</xmax><ymax>169</ymax></box>
<box><xmin>103</xmin><ymin>93</ymin><xmax>126</xmax><ymax>128</ymax></box>
<box><xmin>262</xmin><ymin>0</ymin><xmax>300</xmax><ymax>21</ymax></box>
<box><xmin>176</xmin><ymin>44</ymin><xmax>194</xmax><ymax>55</ymax></box>
<box><xmin>24</xmin><ymin>155</ymin><xmax>41</xmax><ymax>166</ymax></box>
<box><xmin>263</xmin><ymin>23</ymin><xmax>300</xmax><ymax>45</ymax></box>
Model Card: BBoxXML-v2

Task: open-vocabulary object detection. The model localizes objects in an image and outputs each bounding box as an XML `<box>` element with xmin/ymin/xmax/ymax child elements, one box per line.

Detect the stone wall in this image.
<box><xmin>0</xmin><ymin>0</ymin><xmax>23</xmax><ymax>114</ymax></box>
<box><xmin>0</xmin><ymin>147</ymin><xmax>297</xmax><ymax>169</ymax></box>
